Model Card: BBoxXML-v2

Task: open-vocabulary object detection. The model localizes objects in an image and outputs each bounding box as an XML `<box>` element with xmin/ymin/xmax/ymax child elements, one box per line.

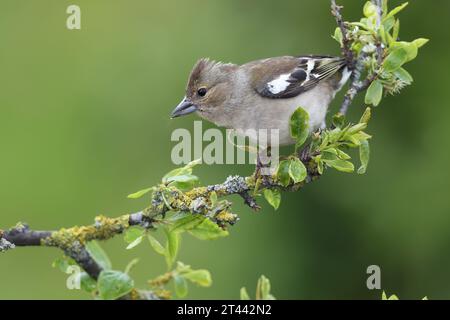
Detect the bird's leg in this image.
<box><xmin>241</xmin><ymin>148</ymin><xmax>272</xmax><ymax>212</ymax></box>
<box><xmin>253</xmin><ymin>151</ymin><xmax>263</xmax><ymax>179</ymax></box>
<box><xmin>299</xmin><ymin>129</ymin><xmax>322</xmax><ymax>162</ymax></box>
<box><xmin>254</xmin><ymin>147</ymin><xmax>272</xmax><ymax>181</ymax></box>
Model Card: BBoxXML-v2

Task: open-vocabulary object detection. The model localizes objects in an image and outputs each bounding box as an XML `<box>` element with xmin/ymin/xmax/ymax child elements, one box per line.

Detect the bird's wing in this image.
<box><xmin>253</xmin><ymin>56</ymin><xmax>347</xmax><ymax>99</ymax></box>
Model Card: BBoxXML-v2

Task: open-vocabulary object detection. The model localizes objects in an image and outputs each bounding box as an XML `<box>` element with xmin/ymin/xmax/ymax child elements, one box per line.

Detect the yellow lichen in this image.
<box><xmin>153</xmin><ymin>289</ymin><xmax>171</xmax><ymax>300</ymax></box>
<box><xmin>185</xmin><ymin>186</ymin><xmax>208</xmax><ymax>199</ymax></box>
<box><xmin>128</xmin><ymin>288</ymin><xmax>141</xmax><ymax>300</ymax></box>
<box><xmin>42</xmin><ymin>214</ymin><xmax>130</xmax><ymax>250</ymax></box>
<box><xmin>148</xmin><ymin>272</ymin><xmax>173</xmax><ymax>287</ymax></box>
<box><xmin>215</xmin><ymin>210</ymin><xmax>238</xmax><ymax>224</ymax></box>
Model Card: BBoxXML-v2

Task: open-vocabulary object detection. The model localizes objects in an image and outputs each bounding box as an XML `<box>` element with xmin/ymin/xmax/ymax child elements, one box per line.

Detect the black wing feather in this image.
<box><xmin>257</xmin><ymin>56</ymin><xmax>346</xmax><ymax>99</ymax></box>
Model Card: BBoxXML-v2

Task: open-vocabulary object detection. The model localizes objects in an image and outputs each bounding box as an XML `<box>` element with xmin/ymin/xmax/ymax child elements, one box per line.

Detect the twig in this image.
<box><xmin>339</xmin><ymin>52</ymin><xmax>367</xmax><ymax>115</ymax></box>
<box><xmin>331</xmin><ymin>0</ymin><xmax>384</xmax><ymax>115</ymax></box>
<box><xmin>239</xmin><ymin>191</ymin><xmax>261</xmax><ymax>211</ymax></box>
<box><xmin>1</xmin><ymin>213</ymin><xmax>158</xmax><ymax>300</ymax></box>
<box><xmin>331</xmin><ymin>0</ymin><xmax>354</xmax><ymax>68</ymax></box>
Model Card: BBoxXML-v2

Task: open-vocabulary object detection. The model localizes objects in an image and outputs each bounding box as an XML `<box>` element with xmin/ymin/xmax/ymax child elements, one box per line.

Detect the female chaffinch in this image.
<box><xmin>171</xmin><ymin>55</ymin><xmax>351</xmax><ymax>146</ymax></box>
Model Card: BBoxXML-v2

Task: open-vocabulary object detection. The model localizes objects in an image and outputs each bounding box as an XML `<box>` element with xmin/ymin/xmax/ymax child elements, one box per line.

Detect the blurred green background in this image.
<box><xmin>1</xmin><ymin>0</ymin><xmax>449</xmax><ymax>299</ymax></box>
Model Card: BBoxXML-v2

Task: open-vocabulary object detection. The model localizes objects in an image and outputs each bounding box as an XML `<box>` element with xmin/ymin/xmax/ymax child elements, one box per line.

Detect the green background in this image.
<box><xmin>1</xmin><ymin>0</ymin><xmax>449</xmax><ymax>299</ymax></box>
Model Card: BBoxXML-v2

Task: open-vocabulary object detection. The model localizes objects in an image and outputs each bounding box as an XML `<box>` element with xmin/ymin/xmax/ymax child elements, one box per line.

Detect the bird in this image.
<box><xmin>171</xmin><ymin>55</ymin><xmax>351</xmax><ymax>146</ymax></box>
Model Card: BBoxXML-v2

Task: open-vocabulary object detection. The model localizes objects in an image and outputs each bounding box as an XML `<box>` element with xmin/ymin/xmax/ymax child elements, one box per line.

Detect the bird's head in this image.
<box><xmin>171</xmin><ymin>58</ymin><xmax>237</xmax><ymax>123</ymax></box>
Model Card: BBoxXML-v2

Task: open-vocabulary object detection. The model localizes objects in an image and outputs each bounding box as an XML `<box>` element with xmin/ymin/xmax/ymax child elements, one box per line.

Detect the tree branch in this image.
<box><xmin>1</xmin><ymin>166</ymin><xmax>317</xmax><ymax>248</ymax></box>
<box><xmin>0</xmin><ymin>163</ymin><xmax>318</xmax><ymax>297</ymax></box>
<box><xmin>331</xmin><ymin>0</ymin><xmax>384</xmax><ymax>115</ymax></box>
<box><xmin>1</xmin><ymin>213</ymin><xmax>158</xmax><ymax>299</ymax></box>
<box><xmin>331</xmin><ymin>0</ymin><xmax>354</xmax><ymax>69</ymax></box>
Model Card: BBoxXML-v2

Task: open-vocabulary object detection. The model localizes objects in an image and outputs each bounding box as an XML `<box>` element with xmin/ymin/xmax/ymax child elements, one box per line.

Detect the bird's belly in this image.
<box><xmin>232</xmin><ymin>86</ymin><xmax>331</xmax><ymax>146</ymax></box>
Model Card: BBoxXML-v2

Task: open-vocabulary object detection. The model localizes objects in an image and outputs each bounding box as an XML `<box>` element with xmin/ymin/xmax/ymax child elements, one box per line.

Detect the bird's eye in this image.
<box><xmin>197</xmin><ymin>87</ymin><xmax>207</xmax><ymax>97</ymax></box>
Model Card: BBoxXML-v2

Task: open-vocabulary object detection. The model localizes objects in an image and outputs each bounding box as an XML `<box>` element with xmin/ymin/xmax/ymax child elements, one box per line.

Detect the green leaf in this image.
<box><xmin>394</xmin><ymin>67</ymin><xmax>413</xmax><ymax>84</ymax></box>
<box><xmin>348</xmin><ymin>123</ymin><xmax>368</xmax><ymax>135</ymax></box>
<box><xmin>263</xmin><ymin>189</ymin><xmax>281</xmax><ymax>210</ymax></box>
<box><xmin>392</xmin><ymin>19</ymin><xmax>400</xmax><ymax>41</ymax></box>
<box><xmin>323</xmin><ymin>159</ymin><xmax>355</xmax><ymax>173</ymax></box>
<box><xmin>127</xmin><ymin>187</ymin><xmax>152</xmax><ymax>199</ymax></box>
<box><xmin>124</xmin><ymin>226</ymin><xmax>145</xmax><ymax>250</ymax></box>
<box><xmin>276</xmin><ymin>160</ymin><xmax>291</xmax><ymax>187</ymax></box>
<box><xmin>386</xmin><ymin>292</ymin><xmax>428</xmax><ymax>301</ymax></box>
<box><xmin>288</xmin><ymin>158</ymin><xmax>307</xmax><ymax>184</ymax></box>
<box><xmin>185</xmin><ymin>158</ymin><xmax>202</xmax><ymax>169</ymax></box>
<box><xmin>359</xmin><ymin>107</ymin><xmax>372</xmax><ymax>124</ymax></box>
<box><xmin>358</xmin><ymin>140</ymin><xmax>370</xmax><ymax>175</ymax></box>
<box><xmin>52</xmin><ymin>256</ymin><xmax>74</xmax><ymax>273</ymax></box>
<box><xmin>165</xmin><ymin>230</ymin><xmax>180</xmax><ymax>269</ymax></box>
<box><xmin>167</xmin><ymin>174</ymin><xmax>198</xmax><ymax>183</ymax></box>
<box><xmin>363</xmin><ymin>1</ymin><xmax>377</xmax><ymax>17</ymax></box>
<box><xmin>382</xmin><ymin>16</ymin><xmax>395</xmax><ymax>33</ymax></box>
<box><xmin>240</xmin><ymin>287</ymin><xmax>250</xmax><ymax>300</ymax></box>
<box><xmin>124</xmin><ymin>226</ymin><xmax>145</xmax><ymax>245</ymax></box>
<box><xmin>147</xmin><ymin>234</ymin><xmax>166</xmax><ymax>256</ymax></box>
<box><xmin>173</xmin><ymin>275</ymin><xmax>188</xmax><ymax>298</ymax></box>
<box><xmin>188</xmin><ymin>218</ymin><xmax>229</xmax><ymax>240</ymax></box>
<box><xmin>162</xmin><ymin>159</ymin><xmax>202</xmax><ymax>183</ymax></box>
<box><xmin>412</xmin><ymin>38</ymin><xmax>429</xmax><ymax>48</ymax></box>
<box><xmin>344</xmin><ymin>134</ymin><xmax>361</xmax><ymax>147</ymax></box>
<box><xmin>386</xmin><ymin>2</ymin><xmax>409</xmax><ymax>19</ymax></box>
<box><xmin>383</xmin><ymin>48</ymin><xmax>408</xmax><ymax>72</ymax></box>
<box><xmin>332</xmin><ymin>113</ymin><xmax>346</xmax><ymax>128</ymax></box>
<box><xmin>167</xmin><ymin>174</ymin><xmax>199</xmax><ymax>191</ymax></box>
<box><xmin>260</xmin><ymin>276</ymin><xmax>270</xmax><ymax>299</ymax></box>
<box><xmin>171</xmin><ymin>214</ymin><xmax>204</xmax><ymax>233</ymax></box>
<box><xmin>256</xmin><ymin>275</ymin><xmax>275</xmax><ymax>300</ymax></box>
<box><xmin>322</xmin><ymin>150</ymin><xmax>339</xmax><ymax>162</ymax></box>
<box><xmin>183</xmin><ymin>270</ymin><xmax>212</xmax><ymax>287</ymax></box>
<box><xmin>317</xmin><ymin>158</ymin><xmax>324</xmax><ymax>175</ymax></box>
<box><xmin>162</xmin><ymin>168</ymin><xmax>190</xmax><ymax>184</ymax></box>
<box><xmin>353</xmin><ymin>131</ymin><xmax>372</xmax><ymax>143</ymax></box>
<box><xmin>386</xmin><ymin>31</ymin><xmax>395</xmax><ymax>46</ymax></box>
<box><xmin>323</xmin><ymin>148</ymin><xmax>338</xmax><ymax>156</ymax></box>
<box><xmin>336</xmin><ymin>149</ymin><xmax>351</xmax><ymax>160</ymax></box>
<box><xmin>80</xmin><ymin>272</ymin><xmax>97</xmax><ymax>293</ymax></box>
<box><xmin>124</xmin><ymin>258</ymin><xmax>140</xmax><ymax>275</ymax></box>
<box><xmin>86</xmin><ymin>240</ymin><xmax>112</xmax><ymax>270</ymax></box>
<box><xmin>290</xmin><ymin>107</ymin><xmax>310</xmax><ymax>149</ymax></box>
<box><xmin>332</xmin><ymin>27</ymin><xmax>343</xmax><ymax>46</ymax></box>
<box><xmin>210</xmin><ymin>191</ymin><xmax>218</xmax><ymax>206</ymax></box>
<box><xmin>175</xmin><ymin>261</ymin><xmax>191</xmax><ymax>273</ymax></box>
<box><xmin>126</xmin><ymin>236</ymin><xmax>143</xmax><ymax>250</ymax></box>
<box><xmin>365</xmin><ymin>80</ymin><xmax>383</xmax><ymax>106</ymax></box>
<box><xmin>327</xmin><ymin>127</ymin><xmax>340</xmax><ymax>140</ymax></box>
<box><xmin>391</xmin><ymin>41</ymin><xmax>418</xmax><ymax>62</ymax></box>
<box><xmin>98</xmin><ymin>270</ymin><xmax>134</xmax><ymax>300</ymax></box>
<box><xmin>382</xmin><ymin>0</ymin><xmax>388</xmax><ymax>17</ymax></box>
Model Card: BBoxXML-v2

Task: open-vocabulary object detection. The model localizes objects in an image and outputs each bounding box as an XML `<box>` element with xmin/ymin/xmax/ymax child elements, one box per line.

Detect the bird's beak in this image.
<box><xmin>171</xmin><ymin>97</ymin><xmax>198</xmax><ymax>118</ymax></box>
